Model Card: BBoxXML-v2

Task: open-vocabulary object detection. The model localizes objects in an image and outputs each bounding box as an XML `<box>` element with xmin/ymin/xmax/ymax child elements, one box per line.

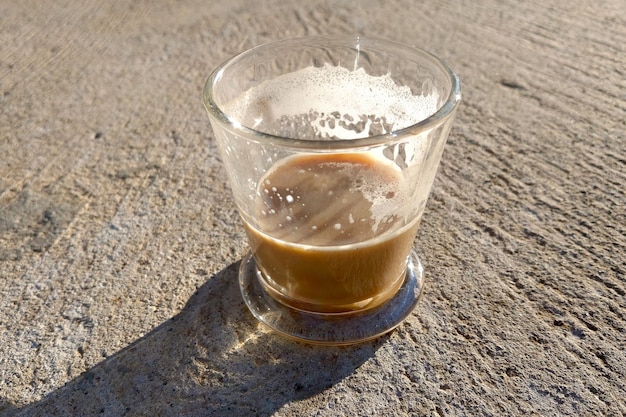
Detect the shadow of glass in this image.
<box><xmin>14</xmin><ymin>261</ymin><xmax>384</xmax><ymax>416</ymax></box>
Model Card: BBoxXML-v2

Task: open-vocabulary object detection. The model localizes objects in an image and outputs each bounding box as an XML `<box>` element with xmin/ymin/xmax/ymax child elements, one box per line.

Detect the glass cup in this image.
<box><xmin>203</xmin><ymin>35</ymin><xmax>460</xmax><ymax>345</ymax></box>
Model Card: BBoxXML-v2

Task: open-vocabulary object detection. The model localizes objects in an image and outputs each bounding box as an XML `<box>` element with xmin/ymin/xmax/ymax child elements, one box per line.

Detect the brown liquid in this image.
<box><xmin>243</xmin><ymin>153</ymin><xmax>420</xmax><ymax>313</ymax></box>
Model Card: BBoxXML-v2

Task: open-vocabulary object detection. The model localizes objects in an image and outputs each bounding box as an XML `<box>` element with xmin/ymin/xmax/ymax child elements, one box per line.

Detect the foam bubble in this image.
<box><xmin>225</xmin><ymin>64</ymin><xmax>439</xmax><ymax>139</ymax></box>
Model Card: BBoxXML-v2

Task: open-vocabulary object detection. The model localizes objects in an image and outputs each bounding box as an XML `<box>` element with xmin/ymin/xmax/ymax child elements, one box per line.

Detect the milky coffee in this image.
<box><xmin>234</xmin><ymin>65</ymin><xmax>438</xmax><ymax>313</ymax></box>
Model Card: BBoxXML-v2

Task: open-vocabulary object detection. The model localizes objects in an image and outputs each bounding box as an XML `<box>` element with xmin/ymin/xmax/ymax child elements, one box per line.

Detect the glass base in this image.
<box><xmin>238</xmin><ymin>250</ymin><xmax>425</xmax><ymax>345</ymax></box>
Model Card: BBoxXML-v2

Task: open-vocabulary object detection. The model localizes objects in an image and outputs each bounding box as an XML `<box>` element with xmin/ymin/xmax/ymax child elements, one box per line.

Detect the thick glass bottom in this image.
<box><xmin>238</xmin><ymin>249</ymin><xmax>425</xmax><ymax>345</ymax></box>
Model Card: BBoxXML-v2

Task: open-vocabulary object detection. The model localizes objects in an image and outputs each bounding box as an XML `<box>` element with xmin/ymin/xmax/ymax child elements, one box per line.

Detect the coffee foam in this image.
<box><xmin>226</xmin><ymin>64</ymin><xmax>439</xmax><ymax>139</ymax></box>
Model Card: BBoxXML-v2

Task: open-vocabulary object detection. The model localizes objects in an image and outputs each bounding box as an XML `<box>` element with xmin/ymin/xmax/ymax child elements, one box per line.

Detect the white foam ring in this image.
<box><xmin>226</xmin><ymin>64</ymin><xmax>439</xmax><ymax>139</ymax></box>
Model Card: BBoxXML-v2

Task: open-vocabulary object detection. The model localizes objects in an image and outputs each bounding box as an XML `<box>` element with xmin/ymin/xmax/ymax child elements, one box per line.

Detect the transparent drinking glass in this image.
<box><xmin>203</xmin><ymin>35</ymin><xmax>460</xmax><ymax>345</ymax></box>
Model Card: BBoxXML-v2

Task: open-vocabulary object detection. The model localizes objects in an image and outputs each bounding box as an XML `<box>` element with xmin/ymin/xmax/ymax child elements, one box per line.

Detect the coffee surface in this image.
<box><xmin>244</xmin><ymin>152</ymin><xmax>420</xmax><ymax>312</ymax></box>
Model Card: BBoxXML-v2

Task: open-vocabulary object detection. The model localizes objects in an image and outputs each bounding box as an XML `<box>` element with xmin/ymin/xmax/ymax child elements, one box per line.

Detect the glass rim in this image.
<box><xmin>203</xmin><ymin>35</ymin><xmax>461</xmax><ymax>150</ymax></box>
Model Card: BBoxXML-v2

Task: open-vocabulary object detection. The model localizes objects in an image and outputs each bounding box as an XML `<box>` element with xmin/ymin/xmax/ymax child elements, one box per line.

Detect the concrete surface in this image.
<box><xmin>1</xmin><ymin>0</ymin><xmax>624</xmax><ymax>415</ymax></box>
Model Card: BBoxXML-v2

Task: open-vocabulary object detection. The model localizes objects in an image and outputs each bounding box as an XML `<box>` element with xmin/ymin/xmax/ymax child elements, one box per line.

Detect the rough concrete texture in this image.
<box><xmin>1</xmin><ymin>0</ymin><xmax>624</xmax><ymax>415</ymax></box>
